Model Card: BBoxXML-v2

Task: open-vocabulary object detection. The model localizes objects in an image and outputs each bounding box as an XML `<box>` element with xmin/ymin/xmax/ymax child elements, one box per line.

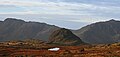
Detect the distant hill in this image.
<box><xmin>0</xmin><ymin>18</ymin><xmax>59</xmax><ymax>41</ymax></box>
<box><xmin>73</xmin><ymin>19</ymin><xmax>120</xmax><ymax>44</ymax></box>
<box><xmin>49</xmin><ymin>28</ymin><xmax>85</xmax><ymax>45</ymax></box>
<box><xmin>1</xmin><ymin>18</ymin><xmax>120</xmax><ymax>44</ymax></box>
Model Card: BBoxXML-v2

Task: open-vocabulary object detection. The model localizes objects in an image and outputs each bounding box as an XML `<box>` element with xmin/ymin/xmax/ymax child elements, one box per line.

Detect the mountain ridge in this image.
<box><xmin>1</xmin><ymin>18</ymin><xmax>120</xmax><ymax>44</ymax></box>
<box><xmin>73</xmin><ymin>19</ymin><xmax>120</xmax><ymax>44</ymax></box>
<box><xmin>0</xmin><ymin>18</ymin><xmax>59</xmax><ymax>41</ymax></box>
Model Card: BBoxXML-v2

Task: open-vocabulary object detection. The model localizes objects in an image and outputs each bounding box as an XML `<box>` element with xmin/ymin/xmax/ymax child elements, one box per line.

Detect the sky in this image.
<box><xmin>0</xmin><ymin>0</ymin><xmax>120</xmax><ymax>29</ymax></box>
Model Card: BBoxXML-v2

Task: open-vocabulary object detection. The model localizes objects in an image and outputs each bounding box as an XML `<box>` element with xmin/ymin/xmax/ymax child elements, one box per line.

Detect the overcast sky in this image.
<box><xmin>0</xmin><ymin>0</ymin><xmax>120</xmax><ymax>29</ymax></box>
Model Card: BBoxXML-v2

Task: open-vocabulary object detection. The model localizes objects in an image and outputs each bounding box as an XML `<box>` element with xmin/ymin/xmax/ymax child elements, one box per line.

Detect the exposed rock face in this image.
<box><xmin>49</xmin><ymin>28</ymin><xmax>85</xmax><ymax>45</ymax></box>
<box><xmin>0</xmin><ymin>18</ymin><xmax>59</xmax><ymax>41</ymax></box>
<box><xmin>73</xmin><ymin>19</ymin><xmax>120</xmax><ymax>44</ymax></box>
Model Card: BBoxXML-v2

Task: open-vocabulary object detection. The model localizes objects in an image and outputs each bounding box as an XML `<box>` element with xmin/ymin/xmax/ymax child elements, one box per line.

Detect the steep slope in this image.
<box><xmin>73</xmin><ymin>19</ymin><xmax>120</xmax><ymax>44</ymax></box>
<box><xmin>0</xmin><ymin>18</ymin><xmax>59</xmax><ymax>41</ymax></box>
<box><xmin>49</xmin><ymin>28</ymin><xmax>85</xmax><ymax>45</ymax></box>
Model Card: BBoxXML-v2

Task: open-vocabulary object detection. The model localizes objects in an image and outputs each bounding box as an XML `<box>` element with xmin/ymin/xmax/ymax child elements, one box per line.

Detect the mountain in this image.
<box><xmin>0</xmin><ymin>18</ymin><xmax>59</xmax><ymax>41</ymax></box>
<box><xmin>73</xmin><ymin>19</ymin><xmax>120</xmax><ymax>44</ymax></box>
<box><xmin>1</xmin><ymin>18</ymin><xmax>120</xmax><ymax>44</ymax></box>
<box><xmin>49</xmin><ymin>28</ymin><xmax>85</xmax><ymax>45</ymax></box>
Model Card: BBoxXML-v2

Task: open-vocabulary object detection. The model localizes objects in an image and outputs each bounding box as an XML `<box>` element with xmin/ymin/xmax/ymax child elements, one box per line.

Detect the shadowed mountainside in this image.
<box><xmin>73</xmin><ymin>19</ymin><xmax>120</xmax><ymax>44</ymax></box>
<box><xmin>49</xmin><ymin>28</ymin><xmax>85</xmax><ymax>45</ymax></box>
<box><xmin>0</xmin><ymin>18</ymin><xmax>59</xmax><ymax>41</ymax></box>
<box><xmin>1</xmin><ymin>18</ymin><xmax>120</xmax><ymax>44</ymax></box>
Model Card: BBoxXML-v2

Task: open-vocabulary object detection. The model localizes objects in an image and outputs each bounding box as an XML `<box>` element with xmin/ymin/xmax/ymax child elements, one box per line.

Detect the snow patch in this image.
<box><xmin>48</xmin><ymin>48</ymin><xmax>60</xmax><ymax>51</ymax></box>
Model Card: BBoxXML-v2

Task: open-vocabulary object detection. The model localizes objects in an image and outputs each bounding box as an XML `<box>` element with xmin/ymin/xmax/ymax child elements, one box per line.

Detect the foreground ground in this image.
<box><xmin>0</xmin><ymin>41</ymin><xmax>120</xmax><ymax>57</ymax></box>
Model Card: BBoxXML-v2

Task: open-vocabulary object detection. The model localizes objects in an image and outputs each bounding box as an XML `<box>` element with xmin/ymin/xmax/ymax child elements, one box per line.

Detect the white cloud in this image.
<box><xmin>0</xmin><ymin>0</ymin><xmax>119</xmax><ymax>15</ymax></box>
<box><xmin>0</xmin><ymin>11</ymin><xmax>36</xmax><ymax>15</ymax></box>
<box><xmin>67</xmin><ymin>16</ymin><xmax>111</xmax><ymax>23</ymax></box>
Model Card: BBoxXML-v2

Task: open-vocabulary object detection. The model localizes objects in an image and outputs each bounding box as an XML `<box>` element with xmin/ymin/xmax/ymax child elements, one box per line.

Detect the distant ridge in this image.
<box><xmin>0</xmin><ymin>18</ymin><xmax>59</xmax><ymax>41</ymax></box>
<box><xmin>73</xmin><ymin>19</ymin><xmax>120</xmax><ymax>44</ymax></box>
<box><xmin>1</xmin><ymin>18</ymin><xmax>120</xmax><ymax>44</ymax></box>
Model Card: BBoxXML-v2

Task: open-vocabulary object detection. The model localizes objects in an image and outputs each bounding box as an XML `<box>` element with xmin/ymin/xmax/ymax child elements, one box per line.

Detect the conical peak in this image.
<box><xmin>54</xmin><ymin>28</ymin><xmax>72</xmax><ymax>34</ymax></box>
<box><xmin>108</xmin><ymin>19</ymin><xmax>117</xmax><ymax>22</ymax></box>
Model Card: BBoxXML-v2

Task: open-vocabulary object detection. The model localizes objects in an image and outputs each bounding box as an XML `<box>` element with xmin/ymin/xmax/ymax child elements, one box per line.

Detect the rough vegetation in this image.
<box><xmin>0</xmin><ymin>41</ymin><xmax>120</xmax><ymax>57</ymax></box>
